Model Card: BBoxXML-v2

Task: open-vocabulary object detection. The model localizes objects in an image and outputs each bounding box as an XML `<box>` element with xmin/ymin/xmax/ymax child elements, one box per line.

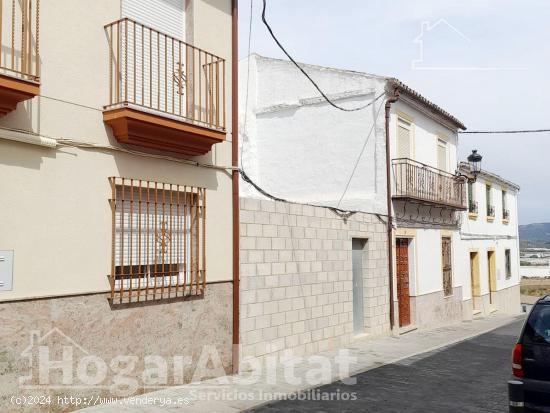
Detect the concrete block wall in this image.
<box><xmin>239</xmin><ymin>197</ymin><xmax>390</xmax><ymax>362</ymax></box>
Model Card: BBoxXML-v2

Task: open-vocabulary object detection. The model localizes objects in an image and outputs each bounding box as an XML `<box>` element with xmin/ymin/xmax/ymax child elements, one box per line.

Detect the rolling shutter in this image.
<box><xmin>397</xmin><ymin>119</ymin><xmax>411</xmax><ymax>158</ymax></box>
<box><xmin>120</xmin><ymin>0</ymin><xmax>187</xmax><ymax>117</ymax></box>
<box><xmin>122</xmin><ymin>0</ymin><xmax>185</xmax><ymax>41</ymax></box>
<box><xmin>437</xmin><ymin>139</ymin><xmax>448</xmax><ymax>171</ymax></box>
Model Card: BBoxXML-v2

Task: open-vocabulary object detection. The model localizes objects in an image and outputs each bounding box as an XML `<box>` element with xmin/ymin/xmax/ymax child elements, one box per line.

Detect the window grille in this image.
<box><xmin>109</xmin><ymin>177</ymin><xmax>206</xmax><ymax>304</ymax></box>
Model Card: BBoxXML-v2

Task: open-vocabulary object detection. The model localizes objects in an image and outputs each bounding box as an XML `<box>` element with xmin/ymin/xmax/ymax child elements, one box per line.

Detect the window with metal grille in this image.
<box><xmin>109</xmin><ymin>177</ymin><xmax>206</xmax><ymax>304</ymax></box>
<box><xmin>441</xmin><ymin>237</ymin><xmax>453</xmax><ymax>297</ymax></box>
<box><xmin>505</xmin><ymin>249</ymin><xmax>512</xmax><ymax>279</ymax></box>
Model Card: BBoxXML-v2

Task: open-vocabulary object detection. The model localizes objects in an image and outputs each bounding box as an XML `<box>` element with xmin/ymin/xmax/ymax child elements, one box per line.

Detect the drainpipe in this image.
<box><xmin>231</xmin><ymin>0</ymin><xmax>240</xmax><ymax>375</ymax></box>
<box><xmin>385</xmin><ymin>88</ymin><xmax>399</xmax><ymax>329</ymax></box>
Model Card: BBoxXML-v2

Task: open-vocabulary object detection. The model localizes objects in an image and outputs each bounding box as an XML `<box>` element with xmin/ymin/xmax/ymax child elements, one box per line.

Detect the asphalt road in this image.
<box><xmin>252</xmin><ymin>318</ymin><xmax>525</xmax><ymax>413</ymax></box>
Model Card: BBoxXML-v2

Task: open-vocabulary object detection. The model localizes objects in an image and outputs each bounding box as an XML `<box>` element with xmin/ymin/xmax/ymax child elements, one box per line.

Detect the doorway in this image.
<box><xmin>470</xmin><ymin>252</ymin><xmax>480</xmax><ymax>310</ymax></box>
<box><xmin>487</xmin><ymin>250</ymin><xmax>496</xmax><ymax>305</ymax></box>
<box><xmin>352</xmin><ymin>239</ymin><xmax>367</xmax><ymax>335</ymax></box>
<box><xmin>396</xmin><ymin>238</ymin><xmax>411</xmax><ymax>327</ymax></box>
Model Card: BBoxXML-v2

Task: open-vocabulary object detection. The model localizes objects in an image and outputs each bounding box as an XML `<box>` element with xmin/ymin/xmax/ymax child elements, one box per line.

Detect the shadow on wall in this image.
<box><xmin>0</xmin><ymin>137</ymin><xmax>56</xmax><ymax>170</ymax></box>
<box><xmin>201</xmin><ymin>0</ymin><xmax>231</xmax><ymax>14</ymax></box>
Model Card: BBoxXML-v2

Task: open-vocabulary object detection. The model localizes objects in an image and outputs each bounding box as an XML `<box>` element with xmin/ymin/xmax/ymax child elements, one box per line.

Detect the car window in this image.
<box><xmin>524</xmin><ymin>304</ymin><xmax>550</xmax><ymax>345</ymax></box>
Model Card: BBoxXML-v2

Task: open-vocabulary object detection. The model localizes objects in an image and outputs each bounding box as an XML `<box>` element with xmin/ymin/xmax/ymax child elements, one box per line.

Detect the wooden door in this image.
<box><xmin>396</xmin><ymin>238</ymin><xmax>411</xmax><ymax>327</ymax></box>
<box><xmin>470</xmin><ymin>252</ymin><xmax>480</xmax><ymax>310</ymax></box>
<box><xmin>487</xmin><ymin>251</ymin><xmax>496</xmax><ymax>304</ymax></box>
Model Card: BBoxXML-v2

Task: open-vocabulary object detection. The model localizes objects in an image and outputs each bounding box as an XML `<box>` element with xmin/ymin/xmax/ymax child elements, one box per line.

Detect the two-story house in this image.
<box><xmin>0</xmin><ymin>0</ymin><xmax>237</xmax><ymax>403</ymax></box>
<box><xmin>387</xmin><ymin>80</ymin><xmax>468</xmax><ymax>330</ymax></box>
<box><xmin>457</xmin><ymin>163</ymin><xmax>521</xmax><ymax>318</ymax></box>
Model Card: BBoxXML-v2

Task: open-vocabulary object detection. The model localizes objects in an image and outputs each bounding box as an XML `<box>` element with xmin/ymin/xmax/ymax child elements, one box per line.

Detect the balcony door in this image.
<box><xmin>121</xmin><ymin>0</ymin><xmax>187</xmax><ymax>117</ymax></box>
<box><xmin>437</xmin><ymin>139</ymin><xmax>449</xmax><ymax>202</ymax></box>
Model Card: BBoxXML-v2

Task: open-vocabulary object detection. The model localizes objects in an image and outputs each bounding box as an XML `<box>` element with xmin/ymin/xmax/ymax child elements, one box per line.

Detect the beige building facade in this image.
<box><xmin>0</xmin><ymin>0</ymin><xmax>237</xmax><ymax>406</ymax></box>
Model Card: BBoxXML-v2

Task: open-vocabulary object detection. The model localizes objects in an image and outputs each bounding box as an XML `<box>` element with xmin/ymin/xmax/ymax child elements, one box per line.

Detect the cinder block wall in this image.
<box><xmin>239</xmin><ymin>198</ymin><xmax>390</xmax><ymax>362</ymax></box>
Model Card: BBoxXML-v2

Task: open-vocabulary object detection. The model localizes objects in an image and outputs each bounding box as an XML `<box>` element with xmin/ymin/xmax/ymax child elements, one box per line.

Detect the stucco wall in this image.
<box><xmin>458</xmin><ymin>174</ymin><xmax>521</xmax><ymax>314</ymax></box>
<box><xmin>238</xmin><ymin>54</ymin><xmax>388</xmax><ymax>214</ymax></box>
<box><xmin>389</xmin><ymin>99</ymin><xmax>459</xmax><ymax>174</ymax></box>
<box><xmin>0</xmin><ymin>0</ymin><xmax>234</xmax><ymax>300</ymax></box>
<box><xmin>0</xmin><ymin>282</ymin><xmax>232</xmax><ymax>412</ymax></box>
<box><xmin>520</xmin><ymin>266</ymin><xmax>550</xmax><ymax>278</ymax></box>
<box><xmin>239</xmin><ymin>197</ymin><xmax>390</xmax><ymax>362</ymax></box>
<box><xmin>410</xmin><ymin>287</ymin><xmax>463</xmax><ymax>328</ymax></box>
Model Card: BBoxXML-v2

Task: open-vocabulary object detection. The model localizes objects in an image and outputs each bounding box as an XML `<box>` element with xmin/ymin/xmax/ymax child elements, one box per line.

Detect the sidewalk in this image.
<box><xmin>83</xmin><ymin>313</ymin><xmax>524</xmax><ymax>413</ymax></box>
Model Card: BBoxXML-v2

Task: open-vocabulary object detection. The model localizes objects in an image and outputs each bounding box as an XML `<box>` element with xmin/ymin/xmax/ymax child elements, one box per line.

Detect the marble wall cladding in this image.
<box><xmin>0</xmin><ymin>282</ymin><xmax>232</xmax><ymax>412</ymax></box>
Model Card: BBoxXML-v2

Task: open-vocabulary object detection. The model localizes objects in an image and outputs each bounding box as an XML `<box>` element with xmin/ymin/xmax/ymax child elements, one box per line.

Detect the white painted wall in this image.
<box><xmin>458</xmin><ymin>174</ymin><xmax>520</xmax><ymax>300</ymax></box>
<box><xmin>389</xmin><ymin>100</ymin><xmax>459</xmax><ymax>173</ymax></box>
<box><xmin>389</xmin><ymin>98</ymin><xmax>462</xmax><ymax>299</ymax></box>
<box><xmin>239</xmin><ymin>54</ymin><xmax>388</xmax><ymax>214</ymax></box>
<box><xmin>520</xmin><ymin>266</ymin><xmax>550</xmax><ymax>278</ymax></box>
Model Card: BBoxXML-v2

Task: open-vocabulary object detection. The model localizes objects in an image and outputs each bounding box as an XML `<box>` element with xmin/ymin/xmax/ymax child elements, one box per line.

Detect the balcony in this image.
<box><xmin>0</xmin><ymin>0</ymin><xmax>40</xmax><ymax>116</ymax></box>
<box><xmin>392</xmin><ymin>158</ymin><xmax>467</xmax><ymax>210</ymax></box>
<box><xmin>503</xmin><ymin>209</ymin><xmax>510</xmax><ymax>221</ymax></box>
<box><xmin>103</xmin><ymin>18</ymin><xmax>226</xmax><ymax>156</ymax></box>
<box><xmin>469</xmin><ymin>200</ymin><xmax>478</xmax><ymax>214</ymax></box>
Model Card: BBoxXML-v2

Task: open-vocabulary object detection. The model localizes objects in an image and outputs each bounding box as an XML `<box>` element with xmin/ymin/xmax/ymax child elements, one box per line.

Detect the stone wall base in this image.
<box><xmin>0</xmin><ymin>282</ymin><xmax>232</xmax><ymax>411</ymax></box>
<box><xmin>409</xmin><ymin>287</ymin><xmax>464</xmax><ymax>328</ymax></box>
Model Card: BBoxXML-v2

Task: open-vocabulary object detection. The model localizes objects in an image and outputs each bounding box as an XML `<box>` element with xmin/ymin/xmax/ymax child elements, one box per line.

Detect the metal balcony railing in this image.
<box><xmin>392</xmin><ymin>158</ymin><xmax>467</xmax><ymax>210</ymax></box>
<box><xmin>0</xmin><ymin>0</ymin><xmax>40</xmax><ymax>81</ymax></box>
<box><xmin>503</xmin><ymin>209</ymin><xmax>510</xmax><ymax>220</ymax></box>
<box><xmin>487</xmin><ymin>205</ymin><xmax>495</xmax><ymax>217</ymax></box>
<box><xmin>104</xmin><ymin>18</ymin><xmax>225</xmax><ymax>131</ymax></box>
<box><xmin>469</xmin><ymin>200</ymin><xmax>478</xmax><ymax>214</ymax></box>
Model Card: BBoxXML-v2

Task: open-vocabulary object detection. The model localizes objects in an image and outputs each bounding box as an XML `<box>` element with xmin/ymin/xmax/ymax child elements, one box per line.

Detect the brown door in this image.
<box><xmin>396</xmin><ymin>238</ymin><xmax>411</xmax><ymax>327</ymax></box>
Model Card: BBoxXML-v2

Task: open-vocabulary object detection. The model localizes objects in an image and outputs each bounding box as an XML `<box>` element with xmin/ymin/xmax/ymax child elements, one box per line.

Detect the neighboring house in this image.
<box><xmin>239</xmin><ymin>55</ymin><xmax>390</xmax><ymax>361</ymax></box>
<box><xmin>458</xmin><ymin>164</ymin><xmax>521</xmax><ymax>317</ymax></box>
<box><xmin>388</xmin><ymin>80</ymin><xmax>468</xmax><ymax>330</ymax></box>
<box><xmin>0</xmin><ymin>0</ymin><xmax>237</xmax><ymax>403</ymax></box>
<box><xmin>238</xmin><ymin>54</ymin><xmax>473</xmax><ymax>361</ymax></box>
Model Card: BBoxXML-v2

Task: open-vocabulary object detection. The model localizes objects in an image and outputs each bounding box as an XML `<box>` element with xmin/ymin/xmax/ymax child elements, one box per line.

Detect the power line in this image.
<box><xmin>261</xmin><ymin>0</ymin><xmax>382</xmax><ymax>112</ymax></box>
<box><xmin>336</xmin><ymin>99</ymin><xmax>384</xmax><ymax>208</ymax></box>
<box><xmin>460</xmin><ymin>129</ymin><xmax>550</xmax><ymax>134</ymax></box>
<box><xmin>240</xmin><ymin>0</ymin><xmax>254</xmax><ymax>169</ymax></box>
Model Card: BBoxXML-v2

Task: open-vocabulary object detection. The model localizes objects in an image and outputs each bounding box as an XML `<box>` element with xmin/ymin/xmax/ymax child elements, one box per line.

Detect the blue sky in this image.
<box><xmin>238</xmin><ymin>0</ymin><xmax>550</xmax><ymax>225</ymax></box>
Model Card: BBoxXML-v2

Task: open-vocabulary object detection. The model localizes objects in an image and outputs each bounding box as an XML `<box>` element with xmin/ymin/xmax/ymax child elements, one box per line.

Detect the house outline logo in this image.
<box><xmin>19</xmin><ymin>327</ymin><xmax>90</xmax><ymax>388</ymax></box>
<box><xmin>412</xmin><ymin>18</ymin><xmax>526</xmax><ymax>71</ymax></box>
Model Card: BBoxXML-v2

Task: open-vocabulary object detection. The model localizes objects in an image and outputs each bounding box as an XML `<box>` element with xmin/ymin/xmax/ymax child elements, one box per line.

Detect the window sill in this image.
<box><xmin>502</xmin><ymin>219</ymin><xmax>510</xmax><ymax>225</ymax></box>
<box><xmin>487</xmin><ymin>216</ymin><xmax>495</xmax><ymax>223</ymax></box>
<box><xmin>468</xmin><ymin>212</ymin><xmax>478</xmax><ymax>220</ymax></box>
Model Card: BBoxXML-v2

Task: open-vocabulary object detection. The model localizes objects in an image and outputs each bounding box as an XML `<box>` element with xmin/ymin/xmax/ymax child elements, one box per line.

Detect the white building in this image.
<box><xmin>388</xmin><ymin>80</ymin><xmax>468</xmax><ymax>330</ymax></box>
<box><xmin>238</xmin><ymin>54</ymin><xmax>496</xmax><ymax>361</ymax></box>
<box><xmin>457</xmin><ymin>164</ymin><xmax>521</xmax><ymax>317</ymax></box>
<box><xmin>238</xmin><ymin>54</ymin><xmax>390</xmax><ymax>361</ymax></box>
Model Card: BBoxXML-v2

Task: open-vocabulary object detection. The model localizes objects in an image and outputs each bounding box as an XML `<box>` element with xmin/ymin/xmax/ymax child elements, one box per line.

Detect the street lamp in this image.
<box><xmin>457</xmin><ymin>149</ymin><xmax>483</xmax><ymax>183</ymax></box>
<box><xmin>467</xmin><ymin>149</ymin><xmax>483</xmax><ymax>177</ymax></box>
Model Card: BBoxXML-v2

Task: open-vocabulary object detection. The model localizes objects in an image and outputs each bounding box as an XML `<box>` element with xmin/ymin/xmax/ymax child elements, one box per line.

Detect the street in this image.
<box><xmin>253</xmin><ymin>319</ymin><xmax>524</xmax><ymax>413</ymax></box>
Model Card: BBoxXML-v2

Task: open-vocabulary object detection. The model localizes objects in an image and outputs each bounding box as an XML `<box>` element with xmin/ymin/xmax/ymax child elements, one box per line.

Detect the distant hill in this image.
<box><xmin>520</xmin><ymin>223</ymin><xmax>550</xmax><ymax>242</ymax></box>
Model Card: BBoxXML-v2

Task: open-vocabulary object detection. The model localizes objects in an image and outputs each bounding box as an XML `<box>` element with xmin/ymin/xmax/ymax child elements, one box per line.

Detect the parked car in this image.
<box><xmin>511</xmin><ymin>295</ymin><xmax>550</xmax><ymax>412</ymax></box>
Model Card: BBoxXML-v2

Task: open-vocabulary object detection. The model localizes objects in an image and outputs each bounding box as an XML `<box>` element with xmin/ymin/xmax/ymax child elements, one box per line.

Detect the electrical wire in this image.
<box><xmin>336</xmin><ymin>98</ymin><xmax>384</xmax><ymax>208</ymax></box>
<box><xmin>261</xmin><ymin>0</ymin><xmax>383</xmax><ymax>112</ymax></box>
<box><xmin>460</xmin><ymin>129</ymin><xmax>550</xmax><ymax>134</ymax></box>
<box><xmin>240</xmin><ymin>0</ymin><xmax>254</xmax><ymax>169</ymax></box>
